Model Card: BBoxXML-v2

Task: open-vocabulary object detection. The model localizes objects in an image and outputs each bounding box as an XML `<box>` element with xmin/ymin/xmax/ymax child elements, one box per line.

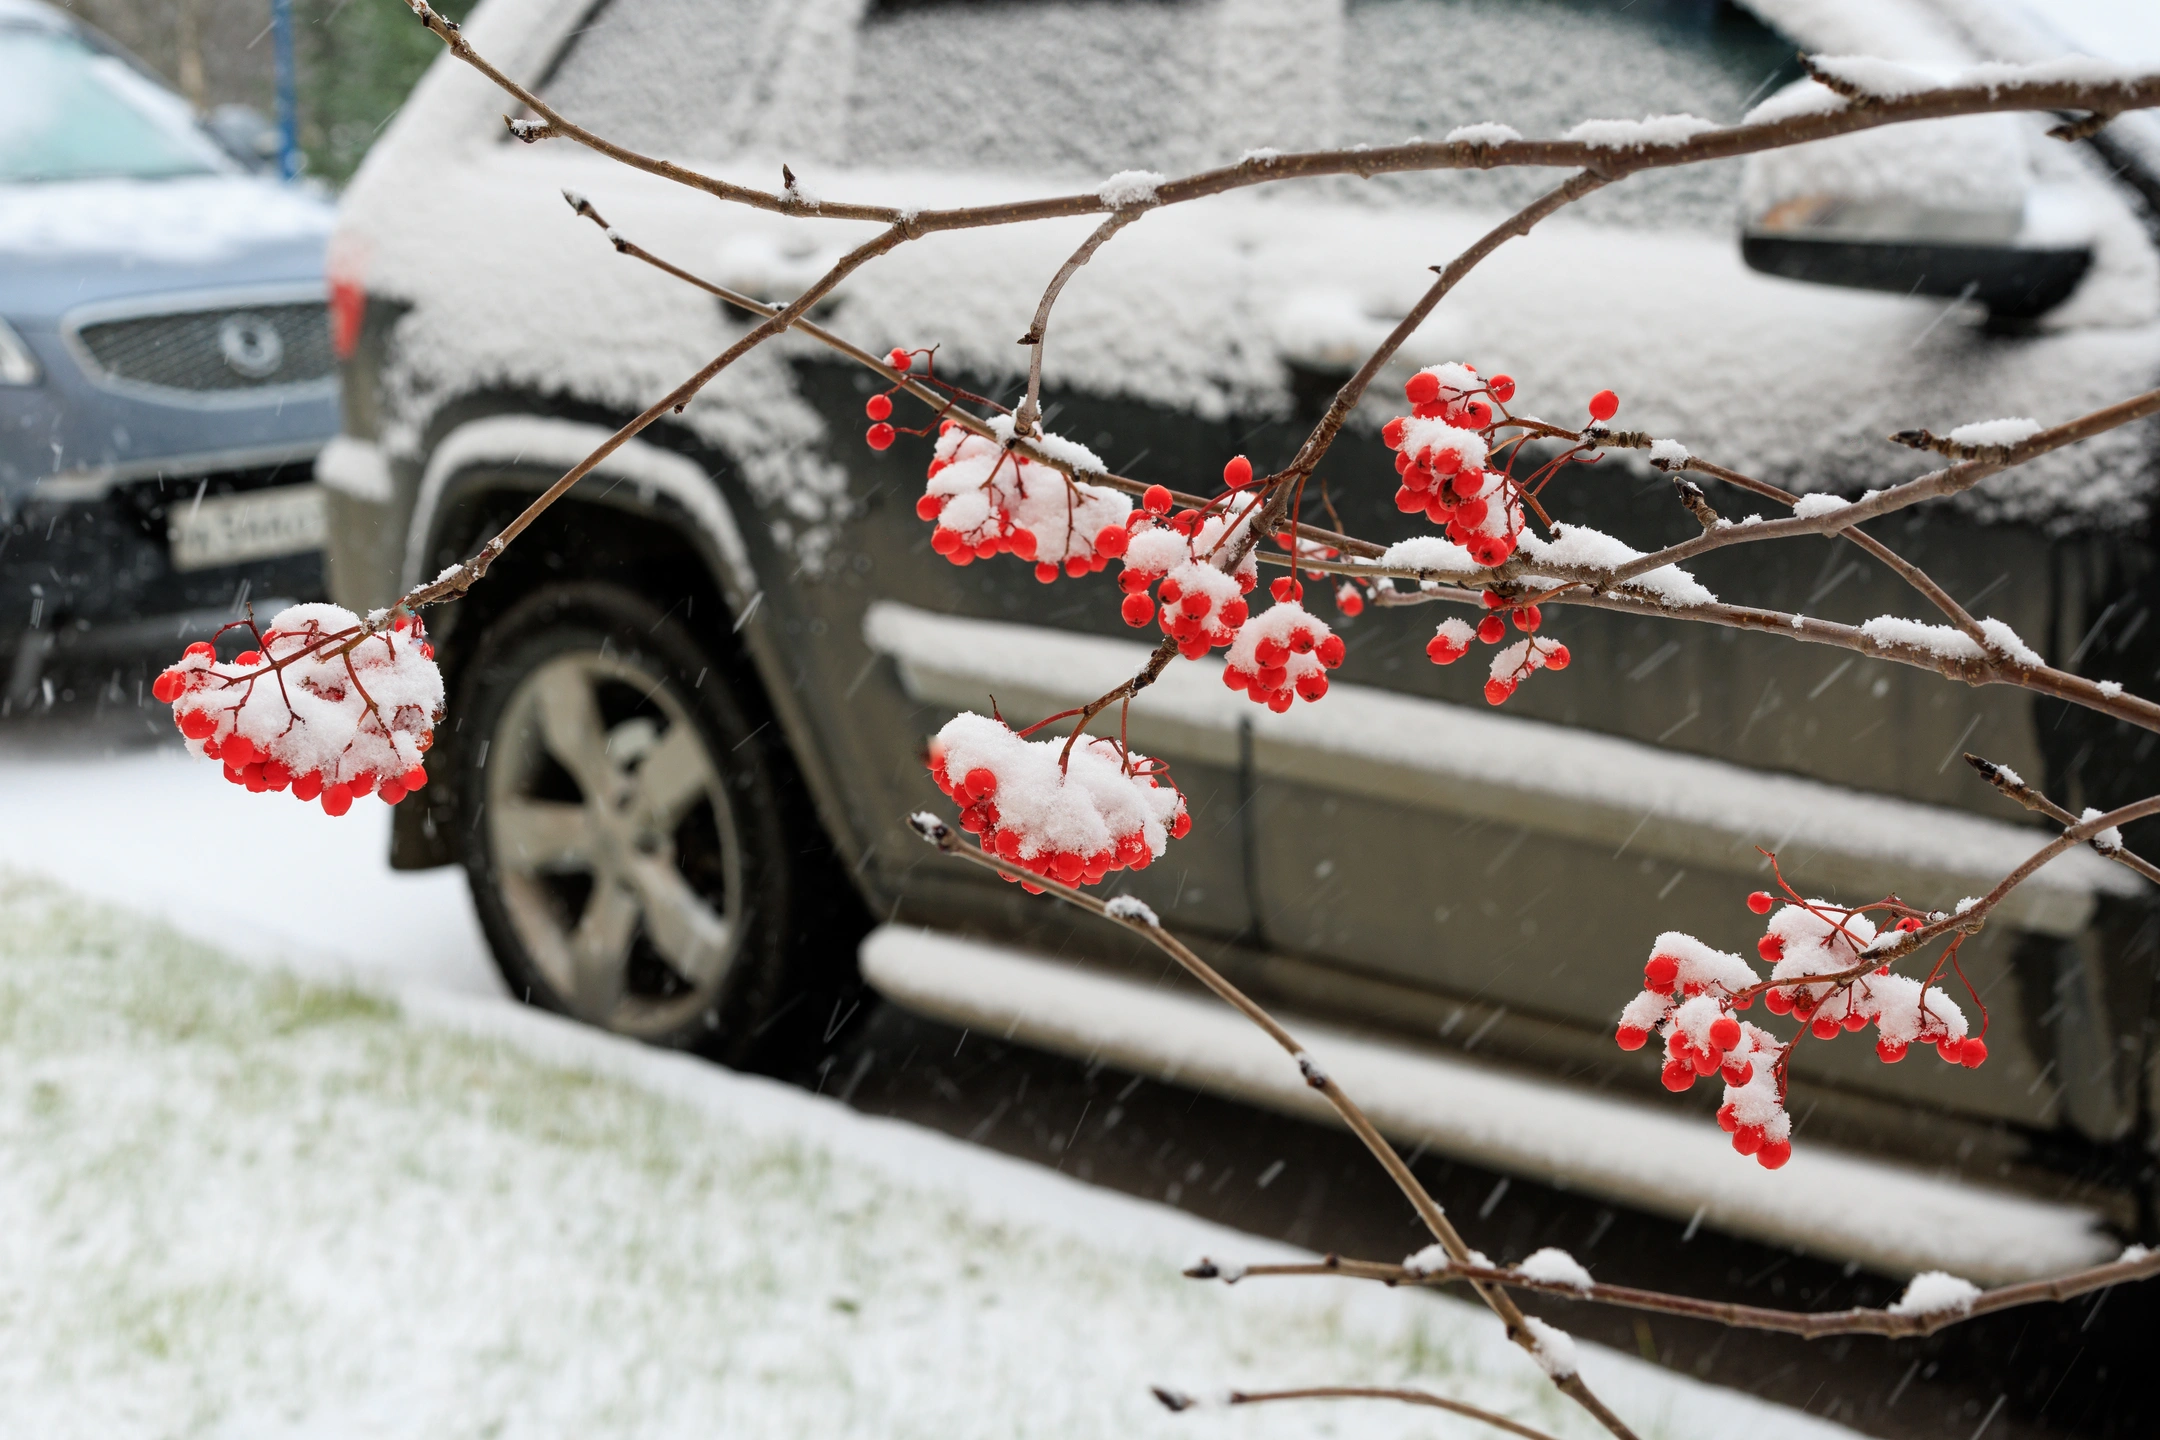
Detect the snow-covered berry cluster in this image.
<box><xmin>1618</xmin><ymin>885</ymin><xmax>1986</xmax><ymax>1170</ymax></box>
<box><xmin>153</xmin><ymin>603</ymin><xmax>444</xmax><ymax>816</ymax></box>
<box><xmin>916</xmin><ymin>419</ymin><xmax>1133</xmax><ymax>580</ymax></box>
<box><xmin>1116</xmin><ymin>482</ymin><xmax>1262</xmax><ymax>659</ymax></box>
<box><xmin>1424</xmin><ymin>593</ymin><xmax>1568</xmax><ymax>704</ymax></box>
<box><xmin>1382</xmin><ymin>364</ymin><xmax>1521</xmax><ymax>567</ymax></box>
<box><xmin>1615</xmin><ymin>931</ymin><xmax>1794</xmax><ymax>1169</ymax></box>
<box><xmin>929</xmin><ymin>712</ymin><xmax>1190</xmax><ymax>891</ymax></box>
<box><xmin>1221</xmin><ymin>600</ymin><xmax>1346</xmax><ymax>710</ymax></box>
<box><xmin>1756</xmin><ymin>899</ymin><xmax>1980</xmax><ymax>1065</ymax></box>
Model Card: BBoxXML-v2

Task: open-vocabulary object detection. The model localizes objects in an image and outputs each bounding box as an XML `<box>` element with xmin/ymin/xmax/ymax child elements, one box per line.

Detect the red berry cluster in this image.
<box><xmin>929</xmin><ymin>712</ymin><xmax>1190</xmax><ymax>892</ymax></box>
<box><xmin>155</xmin><ymin>603</ymin><xmax>444</xmax><ymax>817</ymax></box>
<box><xmin>1221</xmin><ymin>600</ymin><xmax>1346</xmax><ymax>711</ymax></box>
<box><xmin>1755</xmin><ymin>898</ymin><xmax>1984</xmax><ymax>1067</ymax></box>
<box><xmin>1116</xmin><ymin>477</ymin><xmax>1263</xmax><ymax>659</ymax></box>
<box><xmin>918</xmin><ymin>419</ymin><xmax>1133</xmax><ymax>579</ymax></box>
<box><xmin>864</xmin><ymin>347</ymin><xmax>916</xmax><ymax>451</ymax></box>
<box><xmin>1382</xmin><ymin>364</ymin><xmax>1521</xmax><ymax>567</ymax></box>
<box><xmin>1422</xmin><ymin>593</ymin><xmax>1569</xmax><ymax>704</ymax></box>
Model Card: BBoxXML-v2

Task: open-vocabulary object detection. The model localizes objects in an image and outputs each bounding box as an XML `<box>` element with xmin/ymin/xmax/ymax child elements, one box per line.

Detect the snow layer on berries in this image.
<box><xmin>1888</xmin><ymin>1270</ymin><xmax>1982</xmax><ymax>1317</ymax></box>
<box><xmin>926</xmin><ymin>424</ymin><xmax>1130</xmax><ymax>566</ymax></box>
<box><xmin>1859</xmin><ymin>615</ymin><xmax>2043</xmax><ymax>666</ymax></box>
<box><xmin>933</xmin><ymin>712</ymin><xmax>1182</xmax><ymax>867</ymax></box>
<box><xmin>1520</xmin><ymin>1316</ymin><xmax>1579</xmax><ymax>1378</ymax></box>
<box><xmin>1947</xmin><ymin>417</ymin><xmax>2042</xmax><ymax>448</ymax></box>
<box><xmin>1378</xmin><ymin>535</ymin><xmax>1481</xmax><ymax>578</ymax></box>
<box><xmin>1395</xmin><ymin>416</ymin><xmax>1490</xmax><ymax>475</ymax></box>
<box><xmin>166</xmin><ymin>604</ymin><xmax>443</xmax><ymax>789</ymax></box>
<box><xmin>1517</xmin><ymin>524</ymin><xmax>1716</xmax><ymax>607</ymax></box>
<box><xmin>1444</xmin><ymin>122</ymin><xmax>1522</xmax><ymax>146</ymax></box>
<box><xmin>1515</xmin><ymin>1248</ymin><xmax>1593</xmax><ymax>1291</ymax></box>
<box><xmin>1096</xmin><ymin>170</ymin><xmax>1166</xmax><ymax>207</ymax></box>
<box><xmin>1223</xmin><ymin>600</ymin><xmax>1342</xmax><ymax>709</ymax></box>
<box><xmin>1857</xmin><ymin>973</ymin><xmax>1969</xmax><ymax>1048</ymax></box>
<box><xmin>1765</xmin><ymin>902</ymin><xmax>1876</xmax><ymax>996</ymax></box>
<box><xmin>1563</xmin><ymin>114</ymin><xmax>1720</xmax><ymax>148</ymax></box>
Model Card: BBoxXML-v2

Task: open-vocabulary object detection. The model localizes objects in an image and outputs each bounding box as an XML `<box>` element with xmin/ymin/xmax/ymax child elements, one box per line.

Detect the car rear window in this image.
<box><xmin>540</xmin><ymin>0</ymin><xmax>1800</xmax><ymax>229</ymax></box>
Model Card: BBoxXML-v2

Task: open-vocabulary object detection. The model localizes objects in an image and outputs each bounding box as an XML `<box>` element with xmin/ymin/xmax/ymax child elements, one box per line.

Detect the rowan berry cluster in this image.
<box><xmin>1424</xmin><ymin>591</ymin><xmax>1571</xmax><ymax>703</ymax></box>
<box><xmin>154</xmin><ymin>603</ymin><xmax>444</xmax><ymax>816</ymax></box>
<box><xmin>929</xmin><ymin>711</ymin><xmax>1190</xmax><ymax>891</ymax></box>
<box><xmin>1616</xmin><ymin>882</ymin><xmax>1984</xmax><ymax>1170</ymax></box>
<box><xmin>916</xmin><ymin>417</ymin><xmax>1132</xmax><ymax>579</ymax></box>
<box><xmin>1382</xmin><ymin>363</ymin><xmax>1521</xmax><ymax>567</ymax></box>
<box><xmin>1220</xmin><ymin>598</ymin><xmax>1346</xmax><ymax>710</ymax></box>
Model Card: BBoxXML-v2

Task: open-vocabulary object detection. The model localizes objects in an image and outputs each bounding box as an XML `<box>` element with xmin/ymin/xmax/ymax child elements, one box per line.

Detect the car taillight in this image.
<box><xmin>329</xmin><ymin>275</ymin><xmax>366</xmax><ymax>362</ymax></box>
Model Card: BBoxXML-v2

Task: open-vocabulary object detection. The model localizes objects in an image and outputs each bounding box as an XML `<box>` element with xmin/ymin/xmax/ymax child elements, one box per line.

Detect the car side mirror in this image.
<box><xmin>1738</xmin><ymin>83</ymin><xmax>2093</xmax><ymax>321</ymax></box>
<box><xmin>1741</xmin><ymin>196</ymin><xmax>2092</xmax><ymax>320</ymax></box>
<box><xmin>205</xmin><ymin>104</ymin><xmax>282</xmax><ymax>172</ymax></box>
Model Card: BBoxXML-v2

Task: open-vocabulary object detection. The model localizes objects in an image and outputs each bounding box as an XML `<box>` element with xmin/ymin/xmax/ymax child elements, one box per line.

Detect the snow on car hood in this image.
<box><xmin>343</xmin><ymin>142</ymin><xmax>2160</xmax><ymax>535</ymax></box>
<box><xmin>0</xmin><ymin>173</ymin><xmax>332</xmax><ymax>264</ymax></box>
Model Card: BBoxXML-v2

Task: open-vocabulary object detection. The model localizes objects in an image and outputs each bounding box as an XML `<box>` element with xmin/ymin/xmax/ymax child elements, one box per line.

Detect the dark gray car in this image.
<box><xmin>0</xmin><ymin>0</ymin><xmax>336</xmax><ymax>706</ymax></box>
<box><xmin>325</xmin><ymin>0</ymin><xmax>2160</xmax><ymax>1281</ymax></box>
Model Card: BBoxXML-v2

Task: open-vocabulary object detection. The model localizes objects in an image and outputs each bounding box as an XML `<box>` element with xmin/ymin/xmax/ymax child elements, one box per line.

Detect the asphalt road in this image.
<box><xmin>8</xmin><ymin>660</ymin><xmax>2151</xmax><ymax>1440</ymax></box>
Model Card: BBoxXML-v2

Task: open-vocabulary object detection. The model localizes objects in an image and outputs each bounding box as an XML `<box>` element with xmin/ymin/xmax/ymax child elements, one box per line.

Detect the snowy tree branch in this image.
<box><xmin>1194</xmin><ymin>1247</ymin><xmax>2160</xmax><ymax>1340</ymax></box>
<box><xmin>1155</xmin><ymin>1382</ymin><xmax>1565</xmax><ymax>1440</ymax></box>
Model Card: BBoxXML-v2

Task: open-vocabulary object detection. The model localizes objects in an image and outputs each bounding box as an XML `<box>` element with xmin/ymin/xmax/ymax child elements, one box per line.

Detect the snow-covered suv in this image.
<box><xmin>325</xmin><ymin>0</ymin><xmax>2160</xmax><ymax>1279</ymax></box>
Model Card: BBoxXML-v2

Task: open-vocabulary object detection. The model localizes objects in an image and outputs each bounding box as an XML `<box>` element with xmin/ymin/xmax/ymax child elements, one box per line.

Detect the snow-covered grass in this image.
<box><xmin>0</xmin><ymin>870</ymin><xmax>1866</xmax><ymax>1440</ymax></box>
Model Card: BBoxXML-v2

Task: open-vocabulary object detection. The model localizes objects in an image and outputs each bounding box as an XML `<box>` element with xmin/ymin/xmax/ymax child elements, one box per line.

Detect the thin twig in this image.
<box><xmin>1015</xmin><ymin>210</ymin><xmax>1146</xmax><ymax>436</ymax></box>
<box><xmin>1195</xmin><ymin>1248</ymin><xmax>2160</xmax><ymax>1340</ymax></box>
<box><xmin>1966</xmin><ymin>753</ymin><xmax>2160</xmax><ymax>886</ymax></box>
<box><xmin>1159</xmin><ymin>1384</ymin><xmax>1563</xmax><ymax>1440</ymax></box>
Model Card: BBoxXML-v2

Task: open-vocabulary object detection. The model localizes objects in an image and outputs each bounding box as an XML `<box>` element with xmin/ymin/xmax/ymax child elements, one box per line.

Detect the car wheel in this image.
<box><xmin>457</xmin><ymin>582</ymin><xmax>801</xmax><ymax>1062</ymax></box>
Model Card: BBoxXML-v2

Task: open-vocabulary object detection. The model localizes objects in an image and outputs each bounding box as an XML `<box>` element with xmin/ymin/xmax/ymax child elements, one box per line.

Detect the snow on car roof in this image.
<box><xmin>341</xmin><ymin>0</ymin><xmax>2160</xmax><ymax>540</ymax></box>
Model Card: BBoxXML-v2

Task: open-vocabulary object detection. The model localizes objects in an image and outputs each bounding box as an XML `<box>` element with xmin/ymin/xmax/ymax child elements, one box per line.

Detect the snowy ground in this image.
<box><xmin>0</xmin><ymin>736</ymin><xmax>1871</xmax><ymax>1438</ymax></box>
<box><xmin>0</xmin><ymin>871</ymin><xmax>1873</xmax><ymax>1440</ymax></box>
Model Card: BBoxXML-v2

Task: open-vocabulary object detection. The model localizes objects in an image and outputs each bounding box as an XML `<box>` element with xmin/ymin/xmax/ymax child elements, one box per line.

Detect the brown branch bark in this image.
<box><xmin>1015</xmin><ymin>210</ymin><xmax>1146</xmax><ymax>437</ymax></box>
<box><xmin>1200</xmin><ymin>1248</ymin><xmax>2160</xmax><ymax>1340</ymax></box>
<box><xmin>1965</xmin><ymin>753</ymin><xmax>2160</xmax><ymax>886</ymax></box>
<box><xmin>908</xmin><ymin>815</ymin><xmax>1641</xmax><ymax>1440</ymax></box>
<box><xmin>1190</xmin><ymin>1384</ymin><xmax>1565</xmax><ymax>1440</ymax></box>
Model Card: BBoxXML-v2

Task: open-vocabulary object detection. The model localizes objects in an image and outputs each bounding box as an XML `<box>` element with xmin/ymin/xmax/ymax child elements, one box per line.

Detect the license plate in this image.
<box><xmin>168</xmin><ymin>484</ymin><xmax>327</xmax><ymax>572</ymax></box>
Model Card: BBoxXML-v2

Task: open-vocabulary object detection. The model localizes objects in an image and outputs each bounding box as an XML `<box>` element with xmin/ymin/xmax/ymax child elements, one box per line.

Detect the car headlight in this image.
<box><xmin>0</xmin><ymin>317</ymin><xmax>39</xmax><ymax>385</ymax></box>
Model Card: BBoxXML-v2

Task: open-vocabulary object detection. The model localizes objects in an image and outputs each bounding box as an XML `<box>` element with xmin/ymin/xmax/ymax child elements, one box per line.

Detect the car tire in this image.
<box><xmin>456</xmin><ymin>581</ymin><xmax>809</xmax><ymax>1065</ymax></box>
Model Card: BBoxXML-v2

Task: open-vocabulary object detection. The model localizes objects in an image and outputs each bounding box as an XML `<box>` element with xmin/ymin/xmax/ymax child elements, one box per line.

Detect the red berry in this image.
<box><xmin>1660</xmin><ymin>1060</ymin><xmax>1695</xmax><ymax>1092</ymax></box>
<box><xmin>1223</xmin><ymin>455</ymin><xmax>1253</xmax><ymax>489</ymax></box>
<box><xmin>1483</xmin><ymin>677</ymin><xmax>1513</xmax><ymax>706</ymax></box>
<box><xmin>866</xmin><ymin>422</ymin><xmax>896</xmax><ymax>451</ymax></box>
<box><xmin>1757</xmin><ymin>933</ymin><xmax>1783</xmax><ymax>962</ymax></box>
<box><xmin>1960</xmin><ymin>1037</ymin><xmax>1988</xmax><ymax>1068</ymax></box>
<box><xmin>1875</xmin><ymin>1038</ymin><xmax>1907</xmax><ymax>1064</ymax></box>
<box><xmin>1721</xmin><ymin>1059</ymin><xmax>1754</xmax><ymax>1085</ymax></box>
<box><xmin>178</xmin><ymin>709</ymin><xmax>217</xmax><ymax>740</ymax></box>
<box><xmin>1811</xmin><ymin>1016</ymin><xmax>1840</xmax><ymax>1040</ymax></box>
<box><xmin>1586</xmin><ymin>390</ymin><xmax>1619</xmax><ymax>422</ymax></box>
<box><xmin>865</xmin><ymin>394</ymin><xmax>893</xmax><ymax>420</ymax></box>
<box><xmin>1315</xmin><ymin>634</ymin><xmax>1345</xmax><ymax>668</ymax></box>
<box><xmin>1764</xmin><ymin>987</ymin><xmax>1792</xmax><ymax>1015</ymax></box>
<box><xmin>1732</xmin><ymin>1125</ymin><xmax>1764</xmax><ymax>1156</ymax></box>
<box><xmin>1937</xmin><ymin>1036</ymin><xmax>1965</xmax><ymax>1063</ymax></box>
<box><xmin>1615</xmin><ymin>1025</ymin><xmax>1648</xmax><ymax>1051</ymax></box>
<box><xmin>222</xmin><ymin>734</ymin><xmax>257</xmax><ymax>768</ymax></box>
<box><xmin>1709</xmin><ymin>1017</ymin><xmax>1741</xmax><ymax>1051</ymax></box>
<box><xmin>962</xmin><ymin>768</ymin><xmax>997</xmax><ymax>802</ymax></box>
<box><xmin>378</xmin><ymin>781</ymin><xmax>408</xmax><ymax>806</ymax></box>
<box><xmin>1489</xmin><ymin>375</ymin><xmax>1516</xmax><ymax>403</ymax></box>
<box><xmin>1094</xmin><ymin>524</ymin><xmax>1128</xmax><ymax>559</ymax></box>
<box><xmin>184</xmin><ymin>641</ymin><xmax>215</xmax><ymax>660</ymax></box>
<box><xmin>1644</xmin><ymin>954</ymin><xmax>1679</xmax><ymax>989</ymax></box>
<box><xmin>1476</xmin><ymin>615</ymin><xmax>1505</xmax><ymax>645</ymax></box>
<box><xmin>1405</xmin><ymin>371</ymin><xmax>1440</xmax><ymax>406</ymax></box>
<box><xmin>1035</xmin><ymin>563</ymin><xmax>1059</xmax><ymax>584</ymax></box>
<box><xmin>1746</xmin><ymin>891</ymin><xmax>1773</xmax><ymax>915</ymax></box>
<box><xmin>1337</xmin><ymin>588</ymin><xmax>1363</xmax><ymax>618</ymax></box>
<box><xmin>1142</xmin><ymin>484</ymin><xmax>1172</xmax><ymax>515</ymax></box>
<box><xmin>151</xmin><ymin>670</ymin><xmax>182</xmax><ymax>704</ymax></box>
<box><xmin>1543</xmin><ymin>644</ymin><xmax>1570</xmax><ymax>670</ymax></box>
<box><xmin>1481</xmin><ymin>589</ymin><xmax>1505</xmax><ymax>609</ymax></box>
<box><xmin>1381</xmin><ymin>417</ymin><xmax>1407</xmax><ymax>448</ymax></box>
<box><xmin>888</xmin><ymin>348</ymin><xmax>912</xmax><ymax>371</ymax></box>
<box><xmin>915</xmin><ymin>494</ymin><xmax>943</xmax><ymax>521</ymax></box>
<box><xmin>1756</xmin><ymin>1140</ymin><xmax>1792</xmax><ymax>1170</ymax></box>
<box><xmin>1426</xmin><ymin>636</ymin><xmax>1463</xmax><ymax>665</ymax></box>
<box><xmin>403</xmin><ymin>766</ymin><xmax>429</xmax><ymax>792</ymax></box>
<box><xmin>321</xmin><ymin>784</ymin><xmax>353</xmax><ymax>817</ymax></box>
<box><xmin>1716</xmin><ymin>1103</ymin><xmax>1738</xmax><ymax>1132</ymax></box>
<box><xmin>1512</xmin><ymin>605</ymin><xmax>1541</xmax><ymax>632</ymax></box>
<box><xmin>1842</xmin><ymin>1010</ymin><xmax>1868</xmax><ymax>1032</ymax></box>
<box><xmin>1121</xmin><ymin>593</ymin><xmax>1155</xmax><ymax>627</ymax></box>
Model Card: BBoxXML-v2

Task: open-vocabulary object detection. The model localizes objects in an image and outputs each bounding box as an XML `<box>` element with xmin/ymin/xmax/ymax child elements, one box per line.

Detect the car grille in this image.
<box><xmin>74</xmin><ymin>302</ymin><xmax>334</xmax><ymax>394</ymax></box>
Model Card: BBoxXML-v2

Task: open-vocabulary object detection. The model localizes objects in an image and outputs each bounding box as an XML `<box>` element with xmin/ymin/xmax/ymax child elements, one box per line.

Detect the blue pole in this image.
<box><xmin>271</xmin><ymin>0</ymin><xmax>300</xmax><ymax>179</ymax></box>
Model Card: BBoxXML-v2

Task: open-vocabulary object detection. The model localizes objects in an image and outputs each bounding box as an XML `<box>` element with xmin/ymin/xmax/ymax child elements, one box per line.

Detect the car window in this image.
<box><xmin>543</xmin><ymin>0</ymin><xmax>1799</xmax><ymax>229</ymax></box>
<box><xmin>0</xmin><ymin>29</ymin><xmax>231</xmax><ymax>183</ymax></box>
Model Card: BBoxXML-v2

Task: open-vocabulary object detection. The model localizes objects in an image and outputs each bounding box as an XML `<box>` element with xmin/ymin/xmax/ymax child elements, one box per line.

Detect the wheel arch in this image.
<box><xmin>390</xmin><ymin>403</ymin><xmax>869</xmax><ymax>890</ymax></box>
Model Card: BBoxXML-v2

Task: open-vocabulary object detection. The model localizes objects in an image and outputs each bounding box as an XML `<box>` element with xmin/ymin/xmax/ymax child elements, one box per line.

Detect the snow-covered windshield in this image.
<box><xmin>0</xmin><ymin>29</ymin><xmax>230</xmax><ymax>183</ymax></box>
<box><xmin>540</xmin><ymin>0</ymin><xmax>1801</xmax><ymax>229</ymax></box>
